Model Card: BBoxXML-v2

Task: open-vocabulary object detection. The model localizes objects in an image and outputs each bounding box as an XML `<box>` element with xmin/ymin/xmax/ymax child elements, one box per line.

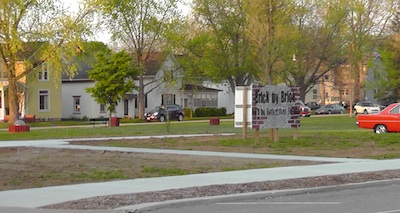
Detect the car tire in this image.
<box><xmin>177</xmin><ymin>114</ymin><xmax>184</xmax><ymax>121</ymax></box>
<box><xmin>159</xmin><ymin>115</ymin><xmax>166</xmax><ymax>122</ymax></box>
<box><xmin>374</xmin><ymin>124</ymin><xmax>387</xmax><ymax>134</ymax></box>
<box><xmin>340</xmin><ymin>110</ymin><xmax>344</xmax><ymax>114</ymax></box>
<box><xmin>328</xmin><ymin>110</ymin><xmax>331</xmax><ymax>114</ymax></box>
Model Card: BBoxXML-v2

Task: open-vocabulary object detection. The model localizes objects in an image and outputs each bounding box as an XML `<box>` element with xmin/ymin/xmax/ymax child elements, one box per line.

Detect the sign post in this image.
<box><xmin>242</xmin><ymin>86</ymin><xmax>247</xmax><ymax>140</ymax></box>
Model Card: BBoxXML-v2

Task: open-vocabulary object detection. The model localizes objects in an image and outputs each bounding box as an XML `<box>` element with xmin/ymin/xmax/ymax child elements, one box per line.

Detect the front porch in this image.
<box><xmin>0</xmin><ymin>81</ymin><xmax>28</xmax><ymax>122</ymax></box>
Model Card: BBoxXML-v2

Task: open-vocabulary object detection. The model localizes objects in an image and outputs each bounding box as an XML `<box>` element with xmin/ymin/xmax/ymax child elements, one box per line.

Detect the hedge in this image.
<box><xmin>193</xmin><ymin>107</ymin><xmax>227</xmax><ymax>117</ymax></box>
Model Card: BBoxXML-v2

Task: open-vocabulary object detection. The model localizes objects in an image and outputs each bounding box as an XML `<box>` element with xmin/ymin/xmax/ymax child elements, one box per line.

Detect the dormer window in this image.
<box><xmin>38</xmin><ymin>62</ymin><xmax>48</xmax><ymax>81</ymax></box>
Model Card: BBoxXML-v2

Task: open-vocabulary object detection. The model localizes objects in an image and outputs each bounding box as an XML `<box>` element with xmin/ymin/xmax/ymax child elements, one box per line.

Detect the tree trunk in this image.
<box><xmin>319</xmin><ymin>79</ymin><xmax>325</xmax><ymax>105</ymax></box>
<box><xmin>7</xmin><ymin>70</ymin><xmax>19</xmax><ymax>124</ymax></box>
<box><xmin>299</xmin><ymin>86</ymin><xmax>307</xmax><ymax>103</ymax></box>
<box><xmin>358</xmin><ymin>61</ymin><xmax>366</xmax><ymax>101</ymax></box>
<box><xmin>138</xmin><ymin>75</ymin><xmax>145</xmax><ymax>120</ymax></box>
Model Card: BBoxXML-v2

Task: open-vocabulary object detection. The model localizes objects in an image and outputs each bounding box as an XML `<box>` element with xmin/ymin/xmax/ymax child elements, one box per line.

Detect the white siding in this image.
<box><xmin>62</xmin><ymin>82</ymin><xmax>135</xmax><ymax>119</ymax></box>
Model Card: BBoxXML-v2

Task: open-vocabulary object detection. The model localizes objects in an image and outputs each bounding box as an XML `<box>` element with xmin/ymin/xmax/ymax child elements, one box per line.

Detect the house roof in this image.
<box><xmin>62</xmin><ymin>59</ymin><xmax>91</xmax><ymax>81</ymax></box>
<box><xmin>62</xmin><ymin>52</ymin><xmax>168</xmax><ymax>82</ymax></box>
<box><xmin>180</xmin><ymin>84</ymin><xmax>222</xmax><ymax>92</ymax></box>
<box><xmin>143</xmin><ymin>52</ymin><xmax>167</xmax><ymax>76</ymax></box>
<box><xmin>62</xmin><ymin>61</ymin><xmax>91</xmax><ymax>82</ymax></box>
<box><xmin>0</xmin><ymin>42</ymin><xmax>47</xmax><ymax>64</ymax></box>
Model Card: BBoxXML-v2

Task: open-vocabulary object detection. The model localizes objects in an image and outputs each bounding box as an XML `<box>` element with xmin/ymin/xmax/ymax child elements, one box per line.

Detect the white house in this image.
<box><xmin>61</xmin><ymin>61</ymin><xmax>136</xmax><ymax>119</ymax></box>
<box><xmin>62</xmin><ymin>53</ymin><xmax>234</xmax><ymax>120</ymax></box>
<box><xmin>133</xmin><ymin>53</ymin><xmax>234</xmax><ymax>116</ymax></box>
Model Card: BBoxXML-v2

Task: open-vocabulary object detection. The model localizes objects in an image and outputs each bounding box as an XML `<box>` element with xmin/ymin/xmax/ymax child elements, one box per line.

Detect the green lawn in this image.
<box><xmin>2</xmin><ymin>115</ymin><xmax>400</xmax><ymax>159</ymax></box>
<box><xmin>0</xmin><ymin>115</ymin><xmax>373</xmax><ymax>140</ymax></box>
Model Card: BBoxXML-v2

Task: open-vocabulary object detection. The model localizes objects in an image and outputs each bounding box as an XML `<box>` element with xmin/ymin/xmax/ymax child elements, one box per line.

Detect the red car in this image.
<box><xmin>295</xmin><ymin>100</ymin><xmax>311</xmax><ymax>117</ymax></box>
<box><xmin>356</xmin><ymin>103</ymin><xmax>400</xmax><ymax>133</ymax></box>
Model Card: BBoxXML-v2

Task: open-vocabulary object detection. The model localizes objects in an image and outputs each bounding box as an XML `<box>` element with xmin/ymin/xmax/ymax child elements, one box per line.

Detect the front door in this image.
<box><xmin>124</xmin><ymin>99</ymin><xmax>129</xmax><ymax>116</ymax></box>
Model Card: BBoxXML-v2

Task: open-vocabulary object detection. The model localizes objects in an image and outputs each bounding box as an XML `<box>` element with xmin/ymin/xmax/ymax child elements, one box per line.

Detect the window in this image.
<box><xmin>324</xmin><ymin>75</ymin><xmax>329</xmax><ymax>81</ymax></box>
<box><xmin>73</xmin><ymin>96</ymin><xmax>81</xmax><ymax>113</ymax></box>
<box><xmin>161</xmin><ymin>94</ymin><xmax>175</xmax><ymax>105</ymax></box>
<box><xmin>390</xmin><ymin>106</ymin><xmax>400</xmax><ymax>114</ymax></box>
<box><xmin>135</xmin><ymin>94</ymin><xmax>147</xmax><ymax>108</ymax></box>
<box><xmin>312</xmin><ymin>89</ymin><xmax>318</xmax><ymax>100</ymax></box>
<box><xmin>193</xmin><ymin>93</ymin><xmax>218</xmax><ymax>108</ymax></box>
<box><xmin>39</xmin><ymin>90</ymin><xmax>49</xmax><ymax>111</ymax></box>
<box><xmin>100</xmin><ymin>104</ymin><xmax>106</xmax><ymax>113</ymax></box>
<box><xmin>38</xmin><ymin>63</ymin><xmax>48</xmax><ymax>81</ymax></box>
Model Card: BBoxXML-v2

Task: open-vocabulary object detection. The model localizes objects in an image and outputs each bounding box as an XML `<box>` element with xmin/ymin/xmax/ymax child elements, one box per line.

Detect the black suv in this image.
<box><xmin>144</xmin><ymin>105</ymin><xmax>184</xmax><ymax>122</ymax></box>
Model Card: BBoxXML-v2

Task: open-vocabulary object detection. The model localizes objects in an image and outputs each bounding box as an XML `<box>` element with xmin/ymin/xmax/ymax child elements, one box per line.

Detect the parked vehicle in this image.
<box><xmin>315</xmin><ymin>104</ymin><xmax>345</xmax><ymax>115</ymax></box>
<box><xmin>144</xmin><ymin>105</ymin><xmax>184</xmax><ymax>122</ymax></box>
<box><xmin>305</xmin><ymin>101</ymin><xmax>321</xmax><ymax>110</ymax></box>
<box><xmin>353</xmin><ymin>101</ymin><xmax>380</xmax><ymax>114</ymax></box>
<box><xmin>356</xmin><ymin>103</ymin><xmax>400</xmax><ymax>133</ymax></box>
<box><xmin>295</xmin><ymin>100</ymin><xmax>311</xmax><ymax>117</ymax></box>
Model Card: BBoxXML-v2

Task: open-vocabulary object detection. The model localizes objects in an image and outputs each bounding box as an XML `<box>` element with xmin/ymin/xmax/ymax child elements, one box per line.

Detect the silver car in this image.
<box><xmin>315</xmin><ymin>104</ymin><xmax>345</xmax><ymax>115</ymax></box>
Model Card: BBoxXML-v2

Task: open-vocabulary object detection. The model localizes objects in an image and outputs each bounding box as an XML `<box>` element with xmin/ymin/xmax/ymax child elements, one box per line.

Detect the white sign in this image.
<box><xmin>235</xmin><ymin>85</ymin><xmax>300</xmax><ymax>129</ymax></box>
<box><xmin>234</xmin><ymin>86</ymin><xmax>252</xmax><ymax>128</ymax></box>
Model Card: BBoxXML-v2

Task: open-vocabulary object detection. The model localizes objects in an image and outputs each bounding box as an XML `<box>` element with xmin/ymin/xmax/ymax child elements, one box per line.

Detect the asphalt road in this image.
<box><xmin>148</xmin><ymin>180</ymin><xmax>400</xmax><ymax>213</ymax></box>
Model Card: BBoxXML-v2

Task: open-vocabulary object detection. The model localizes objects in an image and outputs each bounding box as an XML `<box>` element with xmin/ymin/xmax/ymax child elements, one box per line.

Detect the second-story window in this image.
<box><xmin>38</xmin><ymin>63</ymin><xmax>48</xmax><ymax>81</ymax></box>
<box><xmin>324</xmin><ymin>74</ymin><xmax>329</xmax><ymax>82</ymax></box>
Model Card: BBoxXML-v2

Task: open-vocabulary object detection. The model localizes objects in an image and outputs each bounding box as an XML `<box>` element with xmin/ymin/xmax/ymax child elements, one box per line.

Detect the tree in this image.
<box><xmin>276</xmin><ymin>0</ymin><xmax>348</xmax><ymax>102</ymax></box>
<box><xmin>86</xmin><ymin>51</ymin><xmax>138</xmax><ymax>122</ymax></box>
<box><xmin>344</xmin><ymin>0</ymin><xmax>397</xmax><ymax>106</ymax></box>
<box><xmin>245</xmin><ymin>0</ymin><xmax>293</xmax><ymax>86</ymax></box>
<box><xmin>181</xmin><ymin>0</ymin><xmax>258</xmax><ymax>92</ymax></box>
<box><xmin>0</xmin><ymin>0</ymin><xmax>96</xmax><ymax>124</ymax></box>
<box><xmin>98</xmin><ymin>0</ymin><xmax>183</xmax><ymax>120</ymax></box>
<box><xmin>373</xmin><ymin>6</ymin><xmax>400</xmax><ymax>105</ymax></box>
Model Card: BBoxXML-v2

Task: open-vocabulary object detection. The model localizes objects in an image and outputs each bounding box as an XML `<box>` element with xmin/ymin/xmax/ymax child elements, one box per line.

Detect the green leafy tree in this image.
<box><xmin>344</xmin><ymin>0</ymin><xmax>397</xmax><ymax>107</ymax></box>
<box><xmin>275</xmin><ymin>0</ymin><xmax>348</xmax><ymax>102</ymax></box>
<box><xmin>98</xmin><ymin>0</ymin><xmax>183</xmax><ymax>120</ymax></box>
<box><xmin>0</xmin><ymin>0</ymin><xmax>96</xmax><ymax>124</ymax></box>
<box><xmin>245</xmin><ymin>0</ymin><xmax>293</xmax><ymax>86</ymax></box>
<box><xmin>181</xmin><ymin>0</ymin><xmax>258</xmax><ymax>92</ymax></box>
<box><xmin>374</xmin><ymin>7</ymin><xmax>400</xmax><ymax>105</ymax></box>
<box><xmin>86</xmin><ymin>51</ymin><xmax>138</xmax><ymax>122</ymax></box>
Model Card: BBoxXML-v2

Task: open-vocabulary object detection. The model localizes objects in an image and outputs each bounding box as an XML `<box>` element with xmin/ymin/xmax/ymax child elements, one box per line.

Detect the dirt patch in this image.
<box><xmin>3</xmin><ymin>135</ymin><xmax>400</xmax><ymax>210</ymax></box>
<box><xmin>0</xmin><ymin>147</ymin><xmax>318</xmax><ymax>191</ymax></box>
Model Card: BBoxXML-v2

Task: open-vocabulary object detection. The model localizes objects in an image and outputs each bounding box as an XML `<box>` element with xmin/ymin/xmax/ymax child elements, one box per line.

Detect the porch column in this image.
<box><xmin>0</xmin><ymin>89</ymin><xmax>3</xmax><ymax>120</ymax></box>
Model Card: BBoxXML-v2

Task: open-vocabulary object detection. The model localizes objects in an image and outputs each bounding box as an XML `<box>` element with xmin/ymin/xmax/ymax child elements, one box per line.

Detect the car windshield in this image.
<box><xmin>363</xmin><ymin>102</ymin><xmax>374</xmax><ymax>107</ymax></box>
<box><xmin>149</xmin><ymin>106</ymin><xmax>160</xmax><ymax>113</ymax></box>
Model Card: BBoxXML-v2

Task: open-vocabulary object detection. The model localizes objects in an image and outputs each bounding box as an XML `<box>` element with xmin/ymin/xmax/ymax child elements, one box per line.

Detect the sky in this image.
<box><xmin>61</xmin><ymin>0</ymin><xmax>191</xmax><ymax>44</ymax></box>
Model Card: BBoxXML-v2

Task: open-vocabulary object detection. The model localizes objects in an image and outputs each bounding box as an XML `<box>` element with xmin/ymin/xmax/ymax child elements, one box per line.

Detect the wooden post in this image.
<box><xmin>242</xmin><ymin>86</ymin><xmax>247</xmax><ymax>140</ymax></box>
<box><xmin>269</xmin><ymin>129</ymin><xmax>273</xmax><ymax>140</ymax></box>
<box><xmin>273</xmin><ymin>128</ymin><xmax>279</xmax><ymax>142</ymax></box>
<box><xmin>254</xmin><ymin>128</ymin><xmax>259</xmax><ymax>145</ymax></box>
<box><xmin>292</xmin><ymin>127</ymin><xmax>298</xmax><ymax>140</ymax></box>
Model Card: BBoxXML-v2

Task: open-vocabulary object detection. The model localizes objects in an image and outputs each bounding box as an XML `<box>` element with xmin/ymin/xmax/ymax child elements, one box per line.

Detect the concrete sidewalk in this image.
<box><xmin>0</xmin><ymin>136</ymin><xmax>398</xmax><ymax>213</ymax></box>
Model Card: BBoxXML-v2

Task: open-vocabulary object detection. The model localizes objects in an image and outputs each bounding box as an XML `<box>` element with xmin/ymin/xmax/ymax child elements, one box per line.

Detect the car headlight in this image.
<box><xmin>153</xmin><ymin>112</ymin><xmax>158</xmax><ymax>116</ymax></box>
